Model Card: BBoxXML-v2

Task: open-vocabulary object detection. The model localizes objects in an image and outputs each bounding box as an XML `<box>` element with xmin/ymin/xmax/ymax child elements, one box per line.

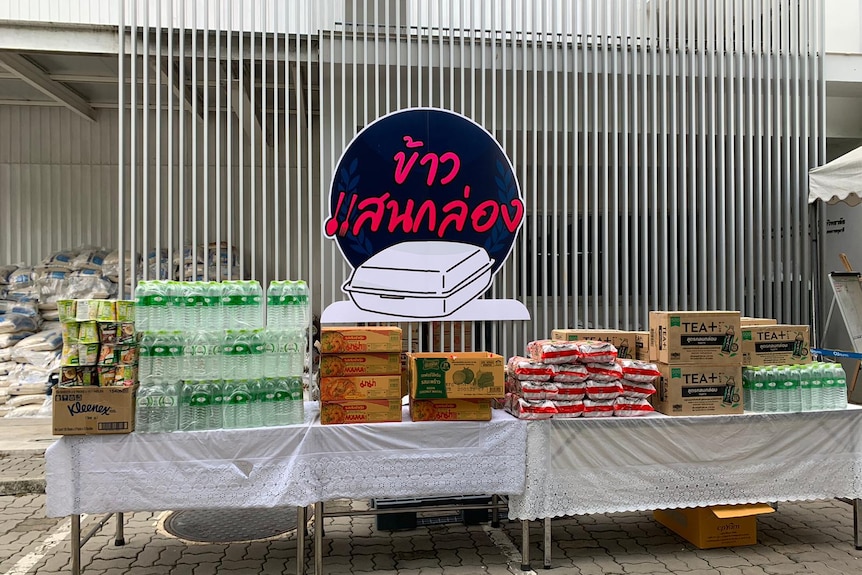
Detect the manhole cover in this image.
<box><xmin>162</xmin><ymin>508</ymin><xmax>299</xmax><ymax>543</ymax></box>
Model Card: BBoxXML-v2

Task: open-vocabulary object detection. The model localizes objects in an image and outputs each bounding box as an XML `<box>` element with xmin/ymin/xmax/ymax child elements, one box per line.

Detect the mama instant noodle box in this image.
<box><xmin>320</xmin><ymin>326</ymin><xmax>402</xmax><ymax>353</ymax></box>
<box><xmin>319</xmin><ymin>353</ymin><xmax>402</xmax><ymax>377</ymax></box>
<box><xmin>649</xmin><ymin>311</ymin><xmax>741</xmax><ymax>365</ymax></box>
<box><xmin>319</xmin><ymin>374</ymin><xmax>403</xmax><ymax>401</ymax></box>
<box><xmin>319</xmin><ymin>399</ymin><xmax>402</xmax><ymax>424</ymax></box>
<box><xmin>407</xmin><ymin>352</ymin><xmax>505</xmax><ymax>399</ymax></box>
<box><xmin>409</xmin><ymin>398</ymin><xmax>491</xmax><ymax>421</ymax></box>
<box><xmin>551</xmin><ymin>329</ymin><xmax>637</xmax><ymax>359</ymax></box>
<box><xmin>655</xmin><ymin>363</ymin><xmax>743</xmax><ymax>415</ymax></box>
<box><xmin>741</xmin><ymin>324</ymin><xmax>811</xmax><ymax>366</ymax></box>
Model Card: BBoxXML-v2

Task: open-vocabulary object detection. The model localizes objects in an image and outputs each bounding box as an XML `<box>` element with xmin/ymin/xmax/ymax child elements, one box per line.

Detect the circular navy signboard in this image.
<box><xmin>324</xmin><ymin>108</ymin><xmax>524</xmax><ymax>274</ymax></box>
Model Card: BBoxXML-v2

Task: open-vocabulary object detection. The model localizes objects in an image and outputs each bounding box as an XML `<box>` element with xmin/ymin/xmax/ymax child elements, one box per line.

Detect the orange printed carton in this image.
<box><xmin>320</xmin><ymin>327</ymin><xmax>403</xmax><ymax>353</ymax></box>
<box><xmin>319</xmin><ymin>399</ymin><xmax>402</xmax><ymax>424</ymax></box>
<box><xmin>409</xmin><ymin>398</ymin><xmax>491</xmax><ymax>421</ymax></box>
<box><xmin>319</xmin><ymin>353</ymin><xmax>402</xmax><ymax>377</ymax></box>
<box><xmin>319</xmin><ymin>374</ymin><xmax>403</xmax><ymax>401</ymax></box>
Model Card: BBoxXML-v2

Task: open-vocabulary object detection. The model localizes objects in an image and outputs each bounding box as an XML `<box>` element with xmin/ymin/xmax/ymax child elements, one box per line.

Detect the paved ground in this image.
<box><xmin>2</xmin><ymin>416</ymin><xmax>862</xmax><ymax>575</ymax></box>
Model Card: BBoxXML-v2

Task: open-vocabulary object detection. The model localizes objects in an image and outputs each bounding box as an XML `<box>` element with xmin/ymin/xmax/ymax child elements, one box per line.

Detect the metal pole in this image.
<box><xmin>71</xmin><ymin>514</ymin><xmax>81</xmax><ymax>575</ymax></box>
<box><xmin>313</xmin><ymin>501</ymin><xmax>323</xmax><ymax>575</ymax></box>
<box><xmin>114</xmin><ymin>512</ymin><xmax>125</xmax><ymax>546</ymax></box>
<box><xmin>520</xmin><ymin>519</ymin><xmax>530</xmax><ymax>571</ymax></box>
<box><xmin>296</xmin><ymin>505</ymin><xmax>306</xmax><ymax>575</ymax></box>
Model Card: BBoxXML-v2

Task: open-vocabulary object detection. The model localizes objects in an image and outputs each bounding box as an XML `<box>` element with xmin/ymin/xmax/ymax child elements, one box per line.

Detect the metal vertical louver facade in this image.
<box><xmin>105</xmin><ymin>0</ymin><xmax>826</xmax><ymax>359</ymax></box>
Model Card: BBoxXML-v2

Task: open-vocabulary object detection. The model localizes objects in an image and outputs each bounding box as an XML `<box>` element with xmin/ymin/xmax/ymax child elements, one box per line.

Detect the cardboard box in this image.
<box><xmin>653</xmin><ymin>504</ymin><xmax>775</xmax><ymax>549</ymax></box>
<box><xmin>319</xmin><ymin>374</ymin><xmax>403</xmax><ymax>401</ymax></box>
<box><xmin>408</xmin><ymin>352</ymin><xmax>505</xmax><ymax>399</ymax></box>
<box><xmin>429</xmin><ymin>321</ymin><xmax>474</xmax><ymax>352</ymax></box>
<box><xmin>319</xmin><ymin>399</ymin><xmax>402</xmax><ymax>424</ymax></box>
<box><xmin>655</xmin><ymin>363</ymin><xmax>743</xmax><ymax>415</ymax></box>
<box><xmin>551</xmin><ymin>329</ymin><xmax>637</xmax><ymax>359</ymax></box>
<box><xmin>740</xmin><ymin>317</ymin><xmax>778</xmax><ymax>327</ymax></box>
<box><xmin>634</xmin><ymin>331</ymin><xmax>651</xmax><ymax>361</ymax></box>
<box><xmin>319</xmin><ymin>353</ymin><xmax>402</xmax><ymax>377</ymax></box>
<box><xmin>649</xmin><ymin>311</ymin><xmax>741</xmax><ymax>365</ymax></box>
<box><xmin>409</xmin><ymin>398</ymin><xmax>492</xmax><ymax>421</ymax></box>
<box><xmin>741</xmin><ymin>324</ymin><xmax>811</xmax><ymax>366</ymax></box>
<box><xmin>52</xmin><ymin>384</ymin><xmax>137</xmax><ymax>435</ymax></box>
<box><xmin>320</xmin><ymin>326</ymin><xmax>403</xmax><ymax>353</ymax></box>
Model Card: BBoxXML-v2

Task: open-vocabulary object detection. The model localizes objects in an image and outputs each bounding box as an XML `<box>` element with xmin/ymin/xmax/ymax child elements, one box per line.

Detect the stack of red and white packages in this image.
<box><xmin>503</xmin><ymin>340</ymin><xmax>660</xmax><ymax>420</ymax></box>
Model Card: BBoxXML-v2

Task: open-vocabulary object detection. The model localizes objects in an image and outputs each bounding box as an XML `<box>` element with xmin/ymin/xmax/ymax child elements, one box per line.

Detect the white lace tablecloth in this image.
<box><xmin>46</xmin><ymin>403</ymin><xmax>527</xmax><ymax>517</ymax></box>
<box><xmin>508</xmin><ymin>407</ymin><xmax>862</xmax><ymax>521</ymax></box>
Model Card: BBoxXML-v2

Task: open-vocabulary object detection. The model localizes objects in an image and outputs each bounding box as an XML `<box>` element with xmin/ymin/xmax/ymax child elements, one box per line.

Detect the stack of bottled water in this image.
<box><xmin>134</xmin><ymin>279</ymin><xmax>306</xmax><ymax>433</ymax></box>
<box><xmin>742</xmin><ymin>362</ymin><xmax>848</xmax><ymax>413</ymax></box>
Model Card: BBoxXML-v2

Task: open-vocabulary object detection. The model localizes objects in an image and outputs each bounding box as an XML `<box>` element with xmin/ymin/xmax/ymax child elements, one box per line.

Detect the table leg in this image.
<box><xmin>543</xmin><ymin>517</ymin><xmax>552</xmax><ymax>569</ymax></box>
<box><xmin>491</xmin><ymin>494</ymin><xmax>500</xmax><ymax>528</ymax></box>
<box><xmin>520</xmin><ymin>520</ymin><xmax>530</xmax><ymax>571</ymax></box>
<box><xmin>855</xmin><ymin>499</ymin><xmax>861</xmax><ymax>550</ymax></box>
<box><xmin>71</xmin><ymin>514</ymin><xmax>81</xmax><ymax>575</ymax></box>
<box><xmin>314</xmin><ymin>502</ymin><xmax>323</xmax><ymax>575</ymax></box>
<box><xmin>114</xmin><ymin>512</ymin><xmax>125</xmax><ymax>546</ymax></box>
<box><xmin>296</xmin><ymin>506</ymin><xmax>306</xmax><ymax>575</ymax></box>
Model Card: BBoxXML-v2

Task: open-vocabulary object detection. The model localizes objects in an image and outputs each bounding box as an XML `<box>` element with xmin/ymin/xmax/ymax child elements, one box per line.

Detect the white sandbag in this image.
<box><xmin>72</xmin><ymin>248</ymin><xmax>109</xmax><ymax>270</ymax></box>
<box><xmin>0</xmin><ymin>300</ymin><xmax>39</xmax><ymax>317</ymax></box>
<box><xmin>7</xmin><ymin>367</ymin><xmax>52</xmax><ymax>387</ymax></box>
<box><xmin>0</xmin><ymin>332</ymin><xmax>34</xmax><ymax>348</ymax></box>
<box><xmin>12</xmin><ymin>349</ymin><xmax>61</xmax><ymax>370</ymax></box>
<box><xmin>40</xmin><ymin>309</ymin><xmax>60</xmax><ymax>321</ymax></box>
<box><xmin>5</xmin><ymin>393</ymin><xmax>46</xmax><ymax>407</ymax></box>
<box><xmin>0</xmin><ymin>314</ymin><xmax>39</xmax><ymax>334</ymax></box>
<box><xmin>0</xmin><ymin>348</ymin><xmax>11</xmax><ymax>361</ymax></box>
<box><xmin>0</xmin><ymin>360</ymin><xmax>15</xmax><ymax>375</ymax></box>
<box><xmin>15</xmin><ymin>330</ymin><xmax>63</xmax><ymax>351</ymax></box>
<box><xmin>0</xmin><ymin>405</ymin><xmax>13</xmax><ymax>417</ymax></box>
<box><xmin>5</xmin><ymin>404</ymin><xmax>44</xmax><ymax>418</ymax></box>
<box><xmin>0</xmin><ymin>264</ymin><xmax>21</xmax><ymax>285</ymax></box>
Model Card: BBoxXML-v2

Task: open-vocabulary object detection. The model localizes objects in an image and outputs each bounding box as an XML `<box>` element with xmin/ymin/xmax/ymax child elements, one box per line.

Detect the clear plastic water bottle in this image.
<box><xmin>231</xmin><ymin>330</ymin><xmax>253</xmax><ymax>380</ymax></box>
<box><xmin>135</xmin><ymin>281</ymin><xmax>151</xmax><ymax>332</ymax></box>
<box><xmin>833</xmin><ymin>364</ymin><xmax>848</xmax><ymax>410</ymax></box>
<box><xmin>157</xmin><ymin>381</ymin><xmax>180</xmax><ymax>432</ymax></box>
<box><xmin>223</xmin><ymin>380</ymin><xmax>254</xmax><ymax>429</ymax></box>
<box><xmin>254</xmin><ymin>378</ymin><xmax>274</xmax><ymax>427</ymax></box>
<box><xmin>746</xmin><ymin>367</ymin><xmax>763</xmax><ymax>413</ymax></box>
<box><xmin>138</xmin><ymin>332</ymin><xmax>155</xmax><ymax>384</ymax></box>
<box><xmin>183</xmin><ymin>331</ymin><xmax>208</xmax><ymax>382</ymax></box>
<box><xmin>809</xmin><ymin>362</ymin><xmax>825</xmax><ymax>411</ymax></box>
<box><xmin>136</xmin><ymin>384</ymin><xmax>155</xmax><ymax>433</ymax></box>
<box><xmin>787</xmin><ymin>367</ymin><xmax>802</xmax><ymax>413</ymax></box>
<box><xmin>285</xmin><ymin>331</ymin><xmax>305</xmax><ymax>377</ymax></box>
<box><xmin>221</xmin><ymin>281</ymin><xmax>241</xmax><ymax>329</ymax></box>
<box><xmin>244</xmin><ymin>281</ymin><xmax>263</xmax><ymax>329</ymax></box>
<box><xmin>763</xmin><ymin>368</ymin><xmax>779</xmax><ymax>413</ymax></box>
<box><xmin>180</xmin><ymin>380</ymin><xmax>223</xmax><ymax>431</ymax></box>
<box><xmin>822</xmin><ymin>363</ymin><xmax>837</xmax><ymax>410</ymax></box>
<box><xmin>284</xmin><ymin>280</ymin><xmax>310</xmax><ymax>331</ymax></box>
<box><xmin>249</xmin><ymin>329</ymin><xmax>265</xmax><ymax>381</ymax></box>
<box><xmin>798</xmin><ymin>365</ymin><xmax>812</xmax><ymax>412</ymax></box>
<box><xmin>202</xmin><ymin>281</ymin><xmax>223</xmax><ymax>331</ymax></box>
<box><xmin>266</xmin><ymin>281</ymin><xmax>285</xmax><ymax>330</ymax></box>
<box><xmin>204</xmin><ymin>331</ymin><xmax>223</xmax><ymax>381</ymax></box>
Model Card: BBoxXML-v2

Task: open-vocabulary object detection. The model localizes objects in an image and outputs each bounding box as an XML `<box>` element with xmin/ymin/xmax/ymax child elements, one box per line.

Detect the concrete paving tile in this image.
<box><xmin>618</xmin><ymin>560</ymin><xmax>673</xmax><ymax>574</ymax></box>
<box><xmin>349</xmin><ymin>554</ymin><xmax>376</xmax><ymax>572</ymax></box>
<box><xmin>136</xmin><ymin>544</ymin><xmax>162</xmax><ymax>565</ymax></box>
<box><xmin>244</xmin><ymin>540</ymin><xmax>271</xmax><ymax>560</ymax></box>
<box><xmin>437</xmin><ymin>550</ymin><xmax>462</xmax><ymax>567</ymax></box>
<box><xmin>799</xmin><ymin>561</ymin><xmax>862</xmax><ymax>575</ymax></box>
<box><xmin>759</xmin><ymin>563</ymin><xmax>811</xmax><ymax>574</ymax></box>
<box><xmin>699</xmin><ymin>554</ymin><xmax>752</xmax><ymax>569</ymax></box>
<box><xmin>191</xmin><ymin>561</ymin><xmax>221</xmax><ymax>575</ymax></box>
<box><xmin>222</xmin><ymin>542</ymin><xmax>250</xmax><ymax>562</ymax></box>
<box><xmin>396</xmin><ymin>557</ymin><xmax>442</xmax><ymax>570</ymax></box>
<box><xmin>219</xmin><ymin>558</ymin><xmax>267</xmax><ymax>571</ymax></box>
<box><xmin>176</xmin><ymin>551</ymin><xmax>223</xmax><ymax>564</ymax></box>
<box><xmin>372</xmin><ymin>553</ymin><xmax>398</xmax><ymax>570</ymax></box>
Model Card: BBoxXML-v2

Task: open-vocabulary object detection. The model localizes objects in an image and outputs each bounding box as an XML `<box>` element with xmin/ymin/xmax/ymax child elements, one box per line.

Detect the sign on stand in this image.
<box><xmin>321</xmin><ymin>108</ymin><xmax>529</xmax><ymax>324</ymax></box>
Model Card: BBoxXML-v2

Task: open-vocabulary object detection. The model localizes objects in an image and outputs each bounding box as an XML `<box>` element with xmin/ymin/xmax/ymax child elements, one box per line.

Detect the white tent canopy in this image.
<box><xmin>809</xmin><ymin>145</ymin><xmax>862</xmax><ymax>206</ymax></box>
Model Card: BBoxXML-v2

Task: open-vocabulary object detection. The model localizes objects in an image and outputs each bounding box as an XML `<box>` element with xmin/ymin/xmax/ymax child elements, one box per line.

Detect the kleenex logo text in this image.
<box><xmin>67</xmin><ymin>402</ymin><xmax>113</xmax><ymax>417</ymax></box>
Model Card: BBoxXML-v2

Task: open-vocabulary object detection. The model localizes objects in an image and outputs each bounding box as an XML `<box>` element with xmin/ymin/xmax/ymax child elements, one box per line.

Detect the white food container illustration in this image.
<box><xmin>342</xmin><ymin>241</ymin><xmax>495</xmax><ymax>318</ymax></box>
